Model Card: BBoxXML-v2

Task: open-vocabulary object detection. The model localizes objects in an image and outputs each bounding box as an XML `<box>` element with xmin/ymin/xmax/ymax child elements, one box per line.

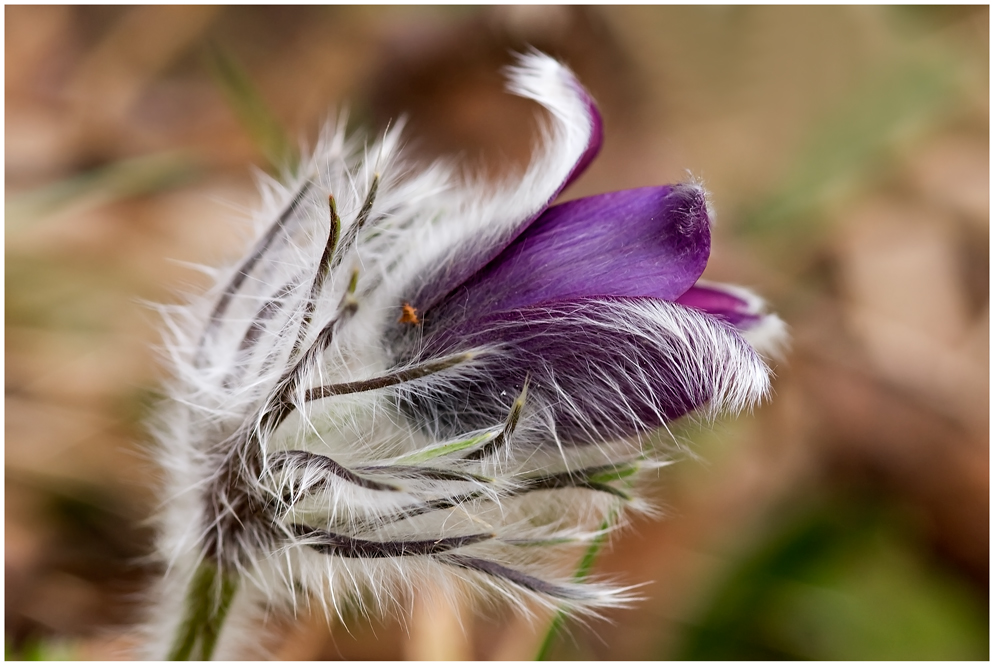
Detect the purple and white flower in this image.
<box><xmin>148</xmin><ymin>53</ymin><xmax>784</xmax><ymax>659</ymax></box>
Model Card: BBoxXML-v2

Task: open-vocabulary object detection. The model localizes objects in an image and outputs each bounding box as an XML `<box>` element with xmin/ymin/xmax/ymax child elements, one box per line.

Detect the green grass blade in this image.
<box><xmin>207</xmin><ymin>46</ymin><xmax>297</xmax><ymax>173</ymax></box>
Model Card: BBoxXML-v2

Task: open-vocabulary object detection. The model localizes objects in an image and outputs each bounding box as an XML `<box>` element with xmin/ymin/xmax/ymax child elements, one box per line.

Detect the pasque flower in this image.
<box><xmin>148</xmin><ymin>53</ymin><xmax>784</xmax><ymax>659</ymax></box>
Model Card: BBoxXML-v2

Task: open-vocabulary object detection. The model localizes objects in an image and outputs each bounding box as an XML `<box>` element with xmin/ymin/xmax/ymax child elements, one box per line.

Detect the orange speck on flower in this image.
<box><xmin>399</xmin><ymin>303</ymin><xmax>419</xmax><ymax>324</ymax></box>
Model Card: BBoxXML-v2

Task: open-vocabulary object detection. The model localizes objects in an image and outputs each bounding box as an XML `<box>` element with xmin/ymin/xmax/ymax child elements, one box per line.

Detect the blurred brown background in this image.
<box><xmin>5</xmin><ymin>6</ymin><xmax>988</xmax><ymax>660</ymax></box>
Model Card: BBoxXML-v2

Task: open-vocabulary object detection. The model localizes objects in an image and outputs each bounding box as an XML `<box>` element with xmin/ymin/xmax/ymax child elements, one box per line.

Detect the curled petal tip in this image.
<box><xmin>405</xmin><ymin>52</ymin><xmax>604</xmax><ymax>316</ymax></box>
<box><xmin>506</xmin><ymin>51</ymin><xmax>603</xmax><ymax>192</ymax></box>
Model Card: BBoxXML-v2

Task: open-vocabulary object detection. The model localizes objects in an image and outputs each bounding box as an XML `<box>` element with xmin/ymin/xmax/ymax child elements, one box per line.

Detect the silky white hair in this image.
<box><xmin>143</xmin><ymin>53</ymin><xmax>778</xmax><ymax>659</ymax></box>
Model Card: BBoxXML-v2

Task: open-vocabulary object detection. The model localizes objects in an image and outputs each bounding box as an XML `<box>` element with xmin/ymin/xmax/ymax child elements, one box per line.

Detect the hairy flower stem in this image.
<box><xmin>167</xmin><ymin>563</ymin><xmax>239</xmax><ymax>660</ymax></box>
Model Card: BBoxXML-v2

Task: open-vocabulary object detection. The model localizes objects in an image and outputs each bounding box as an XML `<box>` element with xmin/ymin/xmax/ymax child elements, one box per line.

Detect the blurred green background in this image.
<box><xmin>5</xmin><ymin>6</ymin><xmax>988</xmax><ymax>660</ymax></box>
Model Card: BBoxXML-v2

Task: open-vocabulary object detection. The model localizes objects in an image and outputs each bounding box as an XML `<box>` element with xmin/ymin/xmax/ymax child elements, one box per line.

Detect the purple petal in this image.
<box><xmin>675</xmin><ymin>283</ymin><xmax>763</xmax><ymax>328</ymax></box>
<box><xmin>399</xmin><ymin>297</ymin><xmax>770</xmax><ymax>444</ymax></box>
<box><xmin>506</xmin><ymin>53</ymin><xmax>604</xmax><ymax>199</ymax></box>
<box><xmin>676</xmin><ymin>282</ymin><xmax>788</xmax><ymax>358</ymax></box>
<box><xmin>429</xmin><ymin>184</ymin><xmax>711</xmax><ymax>320</ymax></box>
<box><xmin>406</xmin><ymin>55</ymin><xmax>604</xmax><ymax>314</ymax></box>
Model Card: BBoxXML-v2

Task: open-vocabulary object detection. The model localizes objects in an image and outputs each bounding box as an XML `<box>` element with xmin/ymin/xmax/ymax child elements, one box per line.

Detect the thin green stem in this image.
<box><xmin>167</xmin><ymin>563</ymin><xmax>239</xmax><ymax>660</ymax></box>
<box><xmin>534</xmin><ymin>510</ymin><xmax>617</xmax><ymax>661</ymax></box>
